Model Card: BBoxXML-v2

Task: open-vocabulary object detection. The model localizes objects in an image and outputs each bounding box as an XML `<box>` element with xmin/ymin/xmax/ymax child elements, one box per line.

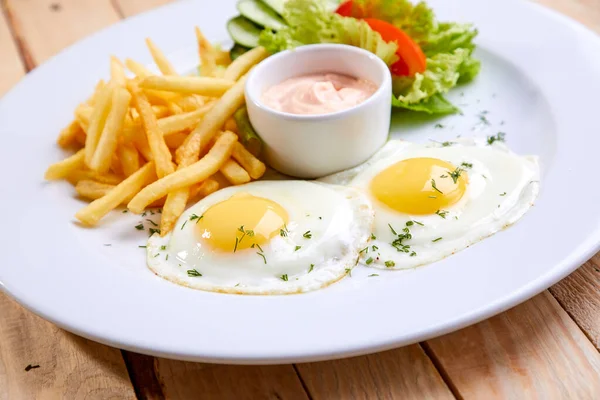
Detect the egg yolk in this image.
<box><xmin>370</xmin><ymin>158</ymin><xmax>468</xmax><ymax>215</ymax></box>
<box><xmin>196</xmin><ymin>193</ymin><xmax>289</xmax><ymax>252</ymax></box>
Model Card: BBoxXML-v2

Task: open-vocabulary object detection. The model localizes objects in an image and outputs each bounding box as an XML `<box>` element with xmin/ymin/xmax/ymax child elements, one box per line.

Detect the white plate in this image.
<box><xmin>1</xmin><ymin>0</ymin><xmax>600</xmax><ymax>364</ymax></box>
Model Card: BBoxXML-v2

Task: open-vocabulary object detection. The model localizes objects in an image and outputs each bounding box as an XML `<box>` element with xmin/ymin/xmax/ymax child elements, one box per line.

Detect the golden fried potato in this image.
<box><xmin>139</xmin><ymin>75</ymin><xmax>234</xmax><ymax>97</ymax></box>
<box><xmin>145</xmin><ymin>38</ymin><xmax>178</xmax><ymax>76</ymax></box>
<box><xmin>128</xmin><ymin>80</ymin><xmax>174</xmax><ymax>178</ymax></box>
<box><xmin>76</xmin><ymin>162</ymin><xmax>156</xmax><ymax>225</ymax></box>
<box><xmin>223</xmin><ymin>46</ymin><xmax>268</xmax><ymax>81</ymax></box>
<box><xmin>57</xmin><ymin>120</ymin><xmax>84</xmax><ymax>149</ymax></box>
<box><xmin>45</xmin><ymin>149</ymin><xmax>85</xmax><ymax>180</ymax></box>
<box><xmin>219</xmin><ymin>159</ymin><xmax>251</xmax><ymax>185</ymax></box>
<box><xmin>176</xmin><ymin>74</ymin><xmax>248</xmax><ymax>164</ymax></box>
<box><xmin>84</xmin><ymin>82</ymin><xmax>116</xmax><ymax>166</ymax></box>
<box><xmin>128</xmin><ymin>132</ymin><xmax>238</xmax><ymax>213</ymax></box>
<box><xmin>90</xmin><ymin>87</ymin><xmax>132</xmax><ymax>173</ymax></box>
<box><xmin>195</xmin><ymin>26</ymin><xmax>217</xmax><ymax>77</ymax></box>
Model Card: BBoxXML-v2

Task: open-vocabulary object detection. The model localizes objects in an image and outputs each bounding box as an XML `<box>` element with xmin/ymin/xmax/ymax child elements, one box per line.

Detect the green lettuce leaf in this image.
<box><xmin>259</xmin><ymin>0</ymin><xmax>481</xmax><ymax>114</ymax></box>
<box><xmin>259</xmin><ymin>0</ymin><xmax>398</xmax><ymax>65</ymax></box>
<box><xmin>391</xmin><ymin>48</ymin><xmax>475</xmax><ymax>113</ymax></box>
<box><xmin>392</xmin><ymin>93</ymin><xmax>458</xmax><ymax>114</ymax></box>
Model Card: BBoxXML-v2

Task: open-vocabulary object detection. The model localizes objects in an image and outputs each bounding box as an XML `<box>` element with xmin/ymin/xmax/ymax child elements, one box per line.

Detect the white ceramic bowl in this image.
<box><xmin>245</xmin><ymin>44</ymin><xmax>392</xmax><ymax>178</ymax></box>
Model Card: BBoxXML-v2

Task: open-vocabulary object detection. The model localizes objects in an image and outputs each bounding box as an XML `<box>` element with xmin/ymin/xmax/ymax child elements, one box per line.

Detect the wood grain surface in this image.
<box><xmin>0</xmin><ymin>0</ymin><xmax>599</xmax><ymax>398</ymax></box>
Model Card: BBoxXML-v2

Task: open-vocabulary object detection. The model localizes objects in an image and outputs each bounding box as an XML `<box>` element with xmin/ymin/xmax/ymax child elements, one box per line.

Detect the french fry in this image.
<box><xmin>164</xmin><ymin>131</ymin><xmax>189</xmax><ymax>149</ymax></box>
<box><xmin>118</xmin><ymin>142</ymin><xmax>141</xmax><ymax>177</ymax></box>
<box><xmin>231</xmin><ymin>140</ymin><xmax>266</xmax><ymax>179</ymax></box>
<box><xmin>128</xmin><ymin>132</ymin><xmax>237</xmax><ymax>213</ymax></box>
<box><xmin>220</xmin><ymin>159</ymin><xmax>251</xmax><ymax>185</ymax></box>
<box><xmin>176</xmin><ymin>74</ymin><xmax>248</xmax><ymax>164</ymax></box>
<box><xmin>143</xmin><ymin>89</ymin><xmax>181</xmax><ymax>106</ymax></box>
<box><xmin>75</xmin><ymin>130</ymin><xmax>87</xmax><ymax>147</ymax></box>
<box><xmin>160</xmin><ymin>189</ymin><xmax>188</xmax><ymax>234</ymax></box>
<box><xmin>110</xmin><ymin>153</ymin><xmax>123</xmax><ymax>176</ymax></box>
<box><xmin>189</xmin><ymin>178</ymin><xmax>219</xmax><ymax>200</ymax></box>
<box><xmin>152</xmin><ymin>105</ymin><xmax>171</xmax><ymax>118</ymax></box>
<box><xmin>223</xmin><ymin>118</ymin><xmax>238</xmax><ymax>133</ymax></box>
<box><xmin>75</xmin><ymin>104</ymin><xmax>93</xmax><ymax>128</ymax></box>
<box><xmin>57</xmin><ymin>120</ymin><xmax>84</xmax><ymax>148</ymax></box>
<box><xmin>196</xmin><ymin>26</ymin><xmax>217</xmax><ymax>77</ymax></box>
<box><xmin>110</xmin><ymin>56</ymin><xmax>127</xmax><ymax>86</ymax></box>
<box><xmin>75</xmin><ymin>180</ymin><xmax>116</xmax><ymax>201</ymax></box>
<box><xmin>158</xmin><ymin>102</ymin><xmax>214</xmax><ymax>136</ymax></box>
<box><xmin>223</xmin><ymin>46</ymin><xmax>268</xmax><ymax>81</ymax></box>
<box><xmin>76</xmin><ymin>161</ymin><xmax>157</xmax><ymax>225</ymax></box>
<box><xmin>90</xmin><ymin>87</ymin><xmax>132</xmax><ymax>173</ymax></box>
<box><xmin>132</xmin><ymin>128</ymin><xmax>153</xmax><ymax>161</ymax></box>
<box><xmin>215</xmin><ymin>48</ymin><xmax>231</xmax><ymax>66</ymax></box>
<box><xmin>85</xmin><ymin>82</ymin><xmax>116</xmax><ymax>166</ymax></box>
<box><xmin>168</xmin><ymin>102</ymin><xmax>183</xmax><ymax>115</ymax></box>
<box><xmin>67</xmin><ymin>169</ymin><xmax>123</xmax><ymax>185</ymax></box>
<box><xmin>174</xmin><ymin>95</ymin><xmax>205</xmax><ymax>112</ymax></box>
<box><xmin>128</xmin><ymin>80</ymin><xmax>174</xmax><ymax>178</ymax></box>
<box><xmin>125</xmin><ymin>58</ymin><xmax>153</xmax><ymax>78</ymax></box>
<box><xmin>45</xmin><ymin>149</ymin><xmax>85</xmax><ymax>180</ymax></box>
<box><xmin>139</xmin><ymin>76</ymin><xmax>234</xmax><ymax>97</ymax></box>
<box><xmin>145</xmin><ymin>38</ymin><xmax>177</xmax><ymax>76</ymax></box>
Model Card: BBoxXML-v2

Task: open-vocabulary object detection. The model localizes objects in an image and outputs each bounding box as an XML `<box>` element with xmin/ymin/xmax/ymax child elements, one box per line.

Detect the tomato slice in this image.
<box><xmin>335</xmin><ymin>0</ymin><xmax>354</xmax><ymax>17</ymax></box>
<box><xmin>363</xmin><ymin>18</ymin><xmax>426</xmax><ymax>76</ymax></box>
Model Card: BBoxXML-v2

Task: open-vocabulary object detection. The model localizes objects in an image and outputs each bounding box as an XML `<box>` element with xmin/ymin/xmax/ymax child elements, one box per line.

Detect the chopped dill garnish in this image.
<box><xmin>385</xmin><ymin>260</ymin><xmax>395</xmax><ymax>268</ymax></box>
<box><xmin>435</xmin><ymin>210</ymin><xmax>448</xmax><ymax>219</ymax></box>
<box><xmin>431</xmin><ymin>179</ymin><xmax>443</xmax><ymax>194</ymax></box>
<box><xmin>280</xmin><ymin>274</ymin><xmax>288</xmax><ymax>281</ymax></box>
<box><xmin>449</xmin><ymin>168</ymin><xmax>463</xmax><ymax>184</ymax></box>
<box><xmin>187</xmin><ymin>269</ymin><xmax>202</xmax><ymax>277</ymax></box>
<box><xmin>487</xmin><ymin>132</ymin><xmax>506</xmax><ymax>145</ymax></box>
<box><xmin>303</xmin><ymin>231</ymin><xmax>312</xmax><ymax>239</ymax></box>
<box><xmin>432</xmin><ymin>237</ymin><xmax>443</xmax><ymax>242</ymax></box>
<box><xmin>189</xmin><ymin>214</ymin><xmax>203</xmax><ymax>223</ymax></box>
<box><xmin>135</xmin><ymin>224</ymin><xmax>144</xmax><ymax>231</ymax></box>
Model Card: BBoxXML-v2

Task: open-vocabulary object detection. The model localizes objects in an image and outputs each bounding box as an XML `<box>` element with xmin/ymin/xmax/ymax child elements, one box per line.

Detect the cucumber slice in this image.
<box><xmin>230</xmin><ymin>44</ymin><xmax>250</xmax><ymax>61</ymax></box>
<box><xmin>227</xmin><ymin>16</ymin><xmax>262</xmax><ymax>48</ymax></box>
<box><xmin>261</xmin><ymin>0</ymin><xmax>286</xmax><ymax>15</ymax></box>
<box><xmin>238</xmin><ymin>0</ymin><xmax>286</xmax><ymax>30</ymax></box>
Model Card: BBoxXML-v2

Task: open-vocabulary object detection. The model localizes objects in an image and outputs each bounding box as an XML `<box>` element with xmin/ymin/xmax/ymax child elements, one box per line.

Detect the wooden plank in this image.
<box><xmin>0</xmin><ymin>1</ymin><xmax>137</xmax><ymax>398</ymax></box>
<box><xmin>3</xmin><ymin>0</ymin><xmax>120</xmax><ymax>65</ymax></box>
<box><xmin>138</xmin><ymin>355</ymin><xmax>310</xmax><ymax>399</ymax></box>
<box><xmin>0</xmin><ymin>6</ymin><xmax>25</xmax><ymax>93</ymax></box>
<box><xmin>425</xmin><ymin>292</ymin><xmax>600</xmax><ymax>399</ymax></box>
<box><xmin>113</xmin><ymin>0</ymin><xmax>174</xmax><ymax>17</ymax></box>
<box><xmin>536</xmin><ymin>0</ymin><xmax>600</xmax><ymax>34</ymax></box>
<box><xmin>0</xmin><ymin>293</ymin><xmax>136</xmax><ymax>399</ymax></box>
<box><xmin>295</xmin><ymin>345</ymin><xmax>454</xmax><ymax>400</ymax></box>
<box><xmin>550</xmin><ymin>257</ymin><xmax>600</xmax><ymax>350</ymax></box>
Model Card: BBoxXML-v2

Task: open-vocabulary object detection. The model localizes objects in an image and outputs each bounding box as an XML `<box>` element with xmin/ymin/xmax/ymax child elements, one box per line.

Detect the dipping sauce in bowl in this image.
<box><xmin>261</xmin><ymin>73</ymin><xmax>378</xmax><ymax>115</ymax></box>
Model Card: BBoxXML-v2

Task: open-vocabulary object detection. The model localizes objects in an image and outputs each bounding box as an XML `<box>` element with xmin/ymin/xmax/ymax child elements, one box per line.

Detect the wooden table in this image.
<box><xmin>1</xmin><ymin>0</ymin><xmax>599</xmax><ymax>398</ymax></box>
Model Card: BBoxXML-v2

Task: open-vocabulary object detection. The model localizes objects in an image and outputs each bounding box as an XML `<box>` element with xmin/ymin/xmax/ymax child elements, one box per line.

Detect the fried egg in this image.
<box><xmin>319</xmin><ymin>139</ymin><xmax>540</xmax><ymax>269</ymax></box>
<box><xmin>147</xmin><ymin>180</ymin><xmax>373</xmax><ymax>294</ymax></box>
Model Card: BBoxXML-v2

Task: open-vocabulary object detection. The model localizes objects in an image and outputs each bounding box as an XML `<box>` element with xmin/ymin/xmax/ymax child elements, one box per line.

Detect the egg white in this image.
<box><xmin>147</xmin><ymin>180</ymin><xmax>374</xmax><ymax>294</ymax></box>
<box><xmin>320</xmin><ymin>139</ymin><xmax>540</xmax><ymax>270</ymax></box>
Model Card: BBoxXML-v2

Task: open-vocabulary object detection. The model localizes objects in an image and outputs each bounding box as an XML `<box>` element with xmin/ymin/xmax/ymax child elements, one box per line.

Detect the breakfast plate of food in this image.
<box><xmin>1</xmin><ymin>0</ymin><xmax>600</xmax><ymax>364</ymax></box>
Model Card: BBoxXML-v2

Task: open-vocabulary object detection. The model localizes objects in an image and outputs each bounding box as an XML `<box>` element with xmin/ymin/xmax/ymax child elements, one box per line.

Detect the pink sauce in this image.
<box><xmin>261</xmin><ymin>73</ymin><xmax>378</xmax><ymax>115</ymax></box>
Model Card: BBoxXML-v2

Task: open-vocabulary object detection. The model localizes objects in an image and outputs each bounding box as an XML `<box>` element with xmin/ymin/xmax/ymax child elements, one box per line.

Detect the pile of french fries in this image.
<box><xmin>44</xmin><ymin>28</ymin><xmax>270</xmax><ymax>235</ymax></box>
